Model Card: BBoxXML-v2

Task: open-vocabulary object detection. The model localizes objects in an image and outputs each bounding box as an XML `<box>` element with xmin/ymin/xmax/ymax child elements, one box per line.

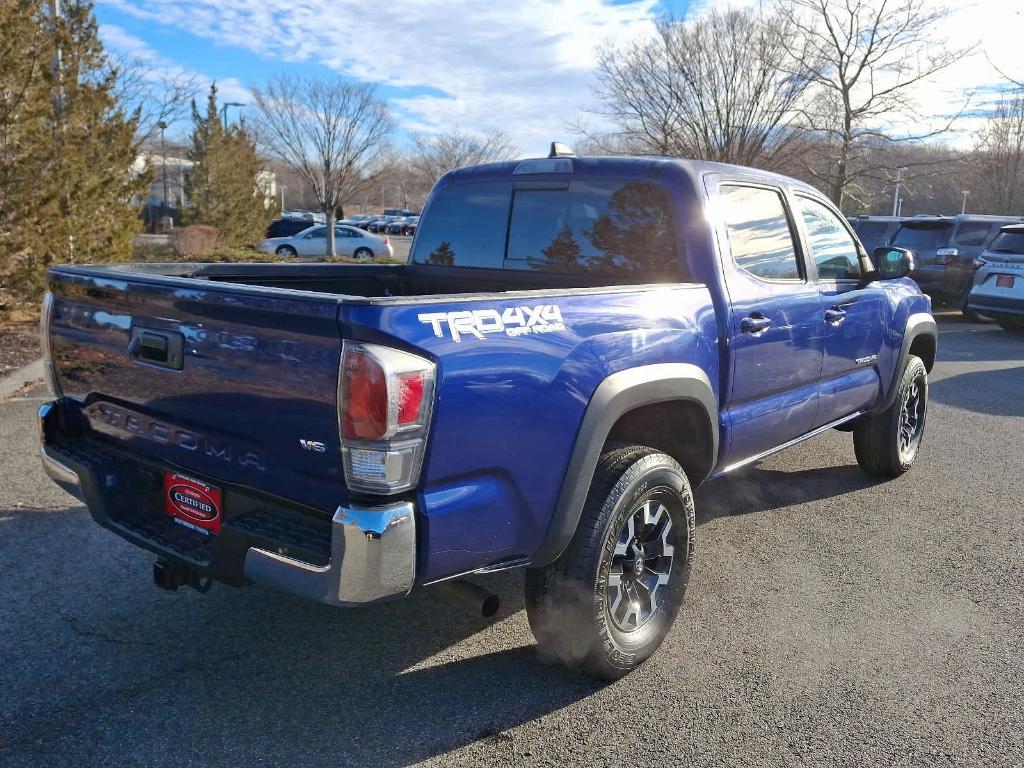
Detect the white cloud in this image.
<box><xmin>97</xmin><ymin>0</ymin><xmax>659</xmax><ymax>154</ymax></box>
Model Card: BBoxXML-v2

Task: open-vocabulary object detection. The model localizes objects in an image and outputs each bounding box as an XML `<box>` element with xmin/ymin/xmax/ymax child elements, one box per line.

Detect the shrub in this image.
<box><xmin>172</xmin><ymin>225</ymin><xmax>218</xmax><ymax>259</ymax></box>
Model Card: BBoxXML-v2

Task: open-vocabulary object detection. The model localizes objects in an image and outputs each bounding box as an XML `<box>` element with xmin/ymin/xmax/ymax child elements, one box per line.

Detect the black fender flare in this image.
<box><xmin>530</xmin><ymin>363</ymin><xmax>717</xmax><ymax>567</ymax></box>
<box><xmin>875</xmin><ymin>312</ymin><xmax>938</xmax><ymax>413</ymax></box>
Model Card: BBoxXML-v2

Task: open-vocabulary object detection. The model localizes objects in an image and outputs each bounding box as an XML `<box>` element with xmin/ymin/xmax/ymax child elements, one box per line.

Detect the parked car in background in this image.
<box><xmin>257</xmin><ymin>224</ymin><xmax>393</xmax><ymax>260</ymax></box>
<box><xmin>966</xmin><ymin>223</ymin><xmax>1024</xmax><ymax>332</ymax></box>
<box><xmin>848</xmin><ymin>215</ymin><xmax>904</xmax><ymax>255</ymax></box>
<box><xmin>890</xmin><ymin>214</ymin><xmax>1024</xmax><ymax>316</ymax></box>
<box><xmin>387</xmin><ymin>217</ymin><xmax>412</xmax><ymax>235</ymax></box>
<box><xmin>405</xmin><ymin>216</ymin><xmax>419</xmax><ymax>236</ymax></box>
<box><xmin>265</xmin><ymin>217</ymin><xmax>319</xmax><ymax>239</ymax></box>
<box><xmin>341</xmin><ymin>214</ymin><xmax>374</xmax><ymax>227</ymax></box>
<box><xmin>368</xmin><ymin>216</ymin><xmax>397</xmax><ymax>234</ymax></box>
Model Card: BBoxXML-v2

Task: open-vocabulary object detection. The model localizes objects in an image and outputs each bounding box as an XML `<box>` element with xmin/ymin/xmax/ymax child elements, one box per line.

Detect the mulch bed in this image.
<box><xmin>0</xmin><ymin>322</ymin><xmax>40</xmax><ymax>379</ymax></box>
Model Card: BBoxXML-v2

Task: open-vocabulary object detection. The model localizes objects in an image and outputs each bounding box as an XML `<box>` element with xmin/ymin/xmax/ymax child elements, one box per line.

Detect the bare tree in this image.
<box><xmin>410</xmin><ymin>127</ymin><xmax>517</xmax><ymax>183</ymax></box>
<box><xmin>110</xmin><ymin>52</ymin><xmax>199</xmax><ymax>142</ymax></box>
<box><xmin>582</xmin><ymin>7</ymin><xmax>814</xmax><ymax>170</ymax></box>
<box><xmin>251</xmin><ymin>75</ymin><xmax>393</xmax><ymax>256</ymax></box>
<box><xmin>970</xmin><ymin>90</ymin><xmax>1024</xmax><ymax>214</ymax></box>
<box><xmin>780</xmin><ymin>0</ymin><xmax>972</xmax><ymax>208</ymax></box>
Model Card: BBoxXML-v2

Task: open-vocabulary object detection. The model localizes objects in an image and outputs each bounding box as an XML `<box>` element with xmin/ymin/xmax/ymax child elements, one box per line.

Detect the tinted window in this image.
<box><xmin>304</xmin><ymin>226</ymin><xmax>327</xmax><ymax>238</ymax></box>
<box><xmin>990</xmin><ymin>231</ymin><xmax>1024</xmax><ymax>255</ymax></box>
<box><xmin>411</xmin><ymin>182</ymin><xmax>510</xmax><ymax>268</ymax></box>
<box><xmin>893</xmin><ymin>224</ymin><xmax>948</xmax><ymax>250</ymax></box>
<box><xmin>797</xmin><ymin>197</ymin><xmax>862</xmax><ymax>280</ymax></box>
<box><xmin>953</xmin><ymin>221</ymin><xmax>993</xmax><ymax>246</ymax></box>
<box><xmin>719</xmin><ymin>185</ymin><xmax>801</xmax><ymax>280</ymax></box>
<box><xmin>505</xmin><ymin>180</ymin><xmax>682</xmax><ymax>280</ymax></box>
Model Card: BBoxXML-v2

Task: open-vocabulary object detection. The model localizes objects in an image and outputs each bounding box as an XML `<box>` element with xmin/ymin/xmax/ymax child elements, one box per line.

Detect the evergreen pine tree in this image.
<box><xmin>1</xmin><ymin>0</ymin><xmax>148</xmax><ymax>303</ymax></box>
<box><xmin>184</xmin><ymin>84</ymin><xmax>273</xmax><ymax>247</ymax></box>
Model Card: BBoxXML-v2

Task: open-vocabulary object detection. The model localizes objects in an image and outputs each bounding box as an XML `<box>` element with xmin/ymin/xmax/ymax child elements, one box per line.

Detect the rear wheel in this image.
<box><xmin>275</xmin><ymin>245</ymin><xmax>297</xmax><ymax>258</ymax></box>
<box><xmin>854</xmin><ymin>354</ymin><xmax>928</xmax><ymax>477</ymax></box>
<box><xmin>353</xmin><ymin>247</ymin><xmax>373</xmax><ymax>261</ymax></box>
<box><xmin>525</xmin><ymin>446</ymin><xmax>694</xmax><ymax>680</ymax></box>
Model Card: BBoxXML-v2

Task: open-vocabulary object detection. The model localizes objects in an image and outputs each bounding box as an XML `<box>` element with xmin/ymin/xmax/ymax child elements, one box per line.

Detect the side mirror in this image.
<box><xmin>873</xmin><ymin>246</ymin><xmax>915</xmax><ymax>279</ymax></box>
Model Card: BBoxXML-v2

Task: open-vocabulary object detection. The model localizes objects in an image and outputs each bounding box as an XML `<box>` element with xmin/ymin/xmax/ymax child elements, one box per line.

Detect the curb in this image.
<box><xmin>0</xmin><ymin>358</ymin><xmax>45</xmax><ymax>399</ymax></box>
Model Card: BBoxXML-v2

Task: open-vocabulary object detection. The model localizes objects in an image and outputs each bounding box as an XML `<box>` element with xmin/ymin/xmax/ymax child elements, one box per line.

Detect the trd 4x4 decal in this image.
<box><xmin>418</xmin><ymin>304</ymin><xmax>565</xmax><ymax>342</ymax></box>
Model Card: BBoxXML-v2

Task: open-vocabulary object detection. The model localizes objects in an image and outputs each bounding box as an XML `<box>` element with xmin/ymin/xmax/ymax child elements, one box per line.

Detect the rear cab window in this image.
<box><xmin>412</xmin><ymin>177</ymin><xmax>689</xmax><ymax>282</ymax></box>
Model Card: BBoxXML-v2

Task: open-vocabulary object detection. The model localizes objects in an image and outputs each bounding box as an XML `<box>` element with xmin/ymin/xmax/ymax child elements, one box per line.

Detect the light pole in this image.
<box><xmin>961</xmin><ymin>190</ymin><xmax>969</xmax><ymax>215</ymax></box>
<box><xmin>220</xmin><ymin>102</ymin><xmax>244</xmax><ymax>129</ymax></box>
<box><xmin>280</xmin><ymin>185</ymin><xmax>286</xmax><ymax>211</ymax></box>
<box><xmin>157</xmin><ymin>121</ymin><xmax>169</xmax><ymax>231</ymax></box>
<box><xmin>892</xmin><ymin>167</ymin><xmax>908</xmax><ymax>217</ymax></box>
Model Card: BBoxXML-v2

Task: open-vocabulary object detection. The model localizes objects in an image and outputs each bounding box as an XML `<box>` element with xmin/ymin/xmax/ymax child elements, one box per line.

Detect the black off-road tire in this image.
<box><xmin>525</xmin><ymin>446</ymin><xmax>694</xmax><ymax>680</ymax></box>
<box><xmin>854</xmin><ymin>354</ymin><xmax>928</xmax><ymax>477</ymax></box>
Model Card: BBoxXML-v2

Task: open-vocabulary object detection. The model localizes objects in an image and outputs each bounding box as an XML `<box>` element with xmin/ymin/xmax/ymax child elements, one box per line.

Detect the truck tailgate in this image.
<box><xmin>47</xmin><ymin>268</ymin><xmax>345</xmax><ymax>511</ymax></box>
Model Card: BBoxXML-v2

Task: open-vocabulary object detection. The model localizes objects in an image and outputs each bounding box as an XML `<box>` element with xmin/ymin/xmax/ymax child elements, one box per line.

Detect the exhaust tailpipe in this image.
<box><xmin>435</xmin><ymin>579</ymin><xmax>500</xmax><ymax>618</ymax></box>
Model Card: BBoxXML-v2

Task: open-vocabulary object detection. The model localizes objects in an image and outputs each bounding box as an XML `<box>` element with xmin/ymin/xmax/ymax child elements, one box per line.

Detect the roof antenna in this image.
<box><xmin>548</xmin><ymin>141</ymin><xmax>576</xmax><ymax>159</ymax></box>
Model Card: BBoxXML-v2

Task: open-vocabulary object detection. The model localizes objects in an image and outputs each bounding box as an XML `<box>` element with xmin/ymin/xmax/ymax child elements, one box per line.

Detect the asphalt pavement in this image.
<box><xmin>1</xmin><ymin>314</ymin><xmax>1022</xmax><ymax>767</ymax></box>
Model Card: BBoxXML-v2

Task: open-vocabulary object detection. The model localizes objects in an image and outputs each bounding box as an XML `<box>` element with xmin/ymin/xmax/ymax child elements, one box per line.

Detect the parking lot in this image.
<box><xmin>1</xmin><ymin>313</ymin><xmax>1021</xmax><ymax>767</ymax></box>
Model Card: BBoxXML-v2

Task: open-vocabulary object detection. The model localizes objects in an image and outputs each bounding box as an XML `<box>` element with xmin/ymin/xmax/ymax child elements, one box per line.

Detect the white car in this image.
<box><xmin>966</xmin><ymin>223</ymin><xmax>1024</xmax><ymax>332</ymax></box>
<box><xmin>258</xmin><ymin>224</ymin><xmax>394</xmax><ymax>261</ymax></box>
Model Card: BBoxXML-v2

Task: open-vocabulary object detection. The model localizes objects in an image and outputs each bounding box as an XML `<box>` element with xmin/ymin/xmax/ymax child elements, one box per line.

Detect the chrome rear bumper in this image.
<box><xmin>37</xmin><ymin>402</ymin><xmax>84</xmax><ymax>502</ymax></box>
<box><xmin>37</xmin><ymin>400</ymin><xmax>416</xmax><ymax>606</ymax></box>
<box><xmin>243</xmin><ymin>501</ymin><xmax>416</xmax><ymax>606</ymax></box>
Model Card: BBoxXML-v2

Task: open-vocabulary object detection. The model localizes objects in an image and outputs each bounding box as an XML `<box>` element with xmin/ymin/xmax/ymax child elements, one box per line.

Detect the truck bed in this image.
<box><xmin>55</xmin><ymin>261</ymin><xmax>678</xmax><ymax>303</ymax></box>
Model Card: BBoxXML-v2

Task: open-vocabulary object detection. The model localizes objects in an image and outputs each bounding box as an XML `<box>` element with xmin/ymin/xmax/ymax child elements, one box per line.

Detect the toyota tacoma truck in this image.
<box><xmin>37</xmin><ymin>150</ymin><xmax>937</xmax><ymax>679</ymax></box>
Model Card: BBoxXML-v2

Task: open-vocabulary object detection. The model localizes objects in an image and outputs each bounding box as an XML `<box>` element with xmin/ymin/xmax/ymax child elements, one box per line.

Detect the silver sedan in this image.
<box><xmin>257</xmin><ymin>224</ymin><xmax>394</xmax><ymax>260</ymax></box>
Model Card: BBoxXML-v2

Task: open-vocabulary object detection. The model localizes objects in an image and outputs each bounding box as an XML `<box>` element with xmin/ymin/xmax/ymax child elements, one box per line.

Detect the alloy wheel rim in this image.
<box><xmin>898</xmin><ymin>377</ymin><xmax>925</xmax><ymax>460</ymax></box>
<box><xmin>606</xmin><ymin>496</ymin><xmax>675</xmax><ymax>633</ymax></box>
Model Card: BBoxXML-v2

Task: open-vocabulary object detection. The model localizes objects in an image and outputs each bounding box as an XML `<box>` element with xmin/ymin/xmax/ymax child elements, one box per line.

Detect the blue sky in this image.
<box><xmin>95</xmin><ymin>0</ymin><xmax>1019</xmax><ymax>154</ymax></box>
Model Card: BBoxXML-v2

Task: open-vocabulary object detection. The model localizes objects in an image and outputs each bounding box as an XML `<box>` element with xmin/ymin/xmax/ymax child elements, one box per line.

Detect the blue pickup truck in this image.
<box><xmin>38</xmin><ymin>152</ymin><xmax>937</xmax><ymax>679</ymax></box>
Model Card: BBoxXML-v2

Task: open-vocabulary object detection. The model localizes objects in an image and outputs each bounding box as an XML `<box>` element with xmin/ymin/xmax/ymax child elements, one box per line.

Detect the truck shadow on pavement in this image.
<box><xmin>0</xmin><ymin>504</ymin><xmax>597</xmax><ymax>767</ymax></box>
<box><xmin>694</xmin><ymin>463</ymin><xmax>885</xmax><ymax>525</ymax></box>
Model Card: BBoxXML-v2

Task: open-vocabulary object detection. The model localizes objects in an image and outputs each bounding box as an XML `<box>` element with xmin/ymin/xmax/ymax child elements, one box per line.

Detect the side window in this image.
<box><xmin>410</xmin><ymin>182</ymin><xmax>510</xmax><ymax>269</ymax></box>
<box><xmin>796</xmin><ymin>196</ymin><xmax>862</xmax><ymax>280</ymax></box>
<box><xmin>719</xmin><ymin>185</ymin><xmax>801</xmax><ymax>281</ymax></box>
<box><xmin>305</xmin><ymin>226</ymin><xmax>326</xmax><ymax>239</ymax></box>
<box><xmin>505</xmin><ymin>180</ymin><xmax>683</xmax><ymax>280</ymax></box>
<box><xmin>953</xmin><ymin>221</ymin><xmax>993</xmax><ymax>247</ymax></box>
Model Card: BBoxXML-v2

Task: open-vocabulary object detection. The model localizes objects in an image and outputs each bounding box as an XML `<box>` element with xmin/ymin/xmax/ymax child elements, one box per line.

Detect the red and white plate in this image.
<box><xmin>164</xmin><ymin>472</ymin><xmax>222</xmax><ymax>535</ymax></box>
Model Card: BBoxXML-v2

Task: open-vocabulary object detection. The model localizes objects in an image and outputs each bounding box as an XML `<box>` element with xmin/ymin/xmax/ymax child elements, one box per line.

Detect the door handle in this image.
<box><xmin>740</xmin><ymin>314</ymin><xmax>772</xmax><ymax>334</ymax></box>
<box><xmin>824</xmin><ymin>307</ymin><xmax>847</xmax><ymax>324</ymax></box>
<box><xmin>128</xmin><ymin>327</ymin><xmax>184</xmax><ymax>370</ymax></box>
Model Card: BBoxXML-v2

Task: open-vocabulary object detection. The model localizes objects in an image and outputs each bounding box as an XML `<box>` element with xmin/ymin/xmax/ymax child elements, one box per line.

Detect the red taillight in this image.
<box><xmin>338</xmin><ymin>342</ymin><xmax>436</xmax><ymax>493</ymax></box>
<box><xmin>397</xmin><ymin>372</ymin><xmax>424</xmax><ymax>425</ymax></box>
<box><xmin>342</xmin><ymin>348</ymin><xmax>388</xmax><ymax>440</ymax></box>
<box><xmin>384</xmin><ymin>236</ymin><xmax>390</xmax><ymax>245</ymax></box>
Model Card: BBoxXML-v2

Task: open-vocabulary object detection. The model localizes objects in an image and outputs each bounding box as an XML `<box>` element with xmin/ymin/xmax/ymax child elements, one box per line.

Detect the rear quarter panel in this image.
<box><xmin>342</xmin><ymin>285</ymin><xmax>719</xmax><ymax>583</ymax></box>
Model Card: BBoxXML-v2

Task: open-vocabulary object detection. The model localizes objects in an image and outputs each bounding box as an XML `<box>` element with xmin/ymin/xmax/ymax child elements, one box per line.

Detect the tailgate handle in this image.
<box><xmin>129</xmin><ymin>327</ymin><xmax>184</xmax><ymax>370</ymax></box>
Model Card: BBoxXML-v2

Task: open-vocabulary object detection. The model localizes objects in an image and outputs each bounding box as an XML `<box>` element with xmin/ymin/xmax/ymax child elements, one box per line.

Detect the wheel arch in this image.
<box><xmin>530</xmin><ymin>363</ymin><xmax>717</xmax><ymax>567</ymax></box>
<box><xmin>876</xmin><ymin>312</ymin><xmax>937</xmax><ymax>413</ymax></box>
